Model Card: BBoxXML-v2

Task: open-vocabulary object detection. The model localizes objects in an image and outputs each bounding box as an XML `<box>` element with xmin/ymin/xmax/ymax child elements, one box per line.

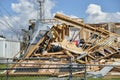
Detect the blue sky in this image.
<box><xmin>0</xmin><ymin>0</ymin><xmax>120</xmax><ymax>21</ymax></box>
<box><xmin>1</xmin><ymin>0</ymin><xmax>120</xmax><ymax>19</ymax></box>
<box><xmin>0</xmin><ymin>0</ymin><xmax>120</xmax><ymax>39</ymax></box>
<box><xmin>51</xmin><ymin>0</ymin><xmax>120</xmax><ymax>20</ymax></box>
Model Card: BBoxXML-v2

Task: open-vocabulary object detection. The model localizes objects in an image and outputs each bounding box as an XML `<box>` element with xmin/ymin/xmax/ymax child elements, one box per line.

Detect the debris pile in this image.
<box><xmin>8</xmin><ymin>13</ymin><xmax>120</xmax><ymax>77</ymax></box>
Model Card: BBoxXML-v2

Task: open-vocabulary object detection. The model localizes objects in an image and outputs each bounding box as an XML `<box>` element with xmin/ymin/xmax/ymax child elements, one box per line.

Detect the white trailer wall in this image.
<box><xmin>5</xmin><ymin>40</ymin><xmax>20</xmax><ymax>58</ymax></box>
<box><xmin>0</xmin><ymin>39</ymin><xmax>5</xmax><ymax>58</ymax></box>
<box><xmin>0</xmin><ymin>39</ymin><xmax>20</xmax><ymax>58</ymax></box>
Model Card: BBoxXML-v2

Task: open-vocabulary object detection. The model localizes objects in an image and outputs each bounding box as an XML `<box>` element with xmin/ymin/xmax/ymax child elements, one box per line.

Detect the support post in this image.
<box><xmin>84</xmin><ymin>64</ymin><xmax>87</xmax><ymax>80</ymax></box>
<box><xmin>6</xmin><ymin>58</ymin><xmax>9</xmax><ymax>80</ymax></box>
<box><xmin>68</xmin><ymin>57</ymin><xmax>72</xmax><ymax>80</ymax></box>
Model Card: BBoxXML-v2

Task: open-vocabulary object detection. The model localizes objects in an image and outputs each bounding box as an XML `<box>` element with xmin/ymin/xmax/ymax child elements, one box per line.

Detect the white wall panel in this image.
<box><xmin>0</xmin><ymin>39</ymin><xmax>20</xmax><ymax>58</ymax></box>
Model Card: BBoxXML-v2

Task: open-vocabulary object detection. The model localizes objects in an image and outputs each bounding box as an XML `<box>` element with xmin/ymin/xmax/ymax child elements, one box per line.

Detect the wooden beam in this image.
<box><xmin>54</xmin><ymin>13</ymin><xmax>110</xmax><ymax>37</ymax></box>
<box><xmin>77</xmin><ymin>60</ymin><xmax>86</xmax><ymax>64</ymax></box>
<box><xmin>42</xmin><ymin>51</ymin><xmax>64</xmax><ymax>56</ymax></box>
<box><xmin>24</xmin><ymin>36</ymin><xmax>45</xmax><ymax>58</ymax></box>
<box><xmin>58</xmin><ymin>71</ymin><xmax>84</xmax><ymax>77</ymax></box>
<box><xmin>64</xmin><ymin>51</ymin><xmax>74</xmax><ymax>59</ymax></box>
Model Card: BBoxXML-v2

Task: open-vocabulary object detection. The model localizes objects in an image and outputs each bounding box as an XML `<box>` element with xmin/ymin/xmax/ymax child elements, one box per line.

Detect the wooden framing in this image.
<box><xmin>7</xmin><ymin>13</ymin><xmax>120</xmax><ymax>77</ymax></box>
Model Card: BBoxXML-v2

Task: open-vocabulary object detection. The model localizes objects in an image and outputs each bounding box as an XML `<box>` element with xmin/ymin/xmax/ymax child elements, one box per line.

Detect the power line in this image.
<box><xmin>0</xmin><ymin>2</ymin><xmax>25</xmax><ymax>32</ymax></box>
<box><xmin>0</xmin><ymin>10</ymin><xmax>22</xmax><ymax>40</ymax></box>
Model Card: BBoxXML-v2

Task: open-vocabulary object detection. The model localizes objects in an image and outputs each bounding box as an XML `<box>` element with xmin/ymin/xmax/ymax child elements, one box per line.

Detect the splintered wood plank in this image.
<box><xmin>9</xmin><ymin>72</ymin><xmax>43</xmax><ymax>75</ymax></box>
<box><xmin>52</xmin><ymin>27</ymin><xmax>60</xmax><ymax>41</ymax></box>
<box><xmin>24</xmin><ymin>36</ymin><xmax>45</xmax><ymax>58</ymax></box>
<box><xmin>64</xmin><ymin>51</ymin><xmax>74</xmax><ymax>59</ymax></box>
<box><xmin>42</xmin><ymin>51</ymin><xmax>64</xmax><ymax>56</ymax></box>
<box><xmin>84</xmin><ymin>30</ymin><xmax>90</xmax><ymax>41</ymax></box>
<box><xmin>24</xmin><ymin>26</ymin><xmax>56</xmax><ymax>58</ymax></box>
<box><xmin>62</xmin><ymin>27</ymin><xmax>65</xmax><ymax>40</ymax></box>
<box><xmin>85</xmin><ymin>36</ymin><xmax>109</xmax><ymax>52</ymax></box>
<box><xmin>58</xmin><ymin>71</ymin><xmax>84</xmax><ymax>77</ymax></box>
<box><xmin>85</xmin><ymin>57</ymin><xmax>88</xmax><ymax>63</ymax></box>
<box><xmin>110</xmin><ymin>46</ymin><xmax>118</xmax><ymax>52</ymax></box>
<box><xmin>32</xmin><ymin>53</ymin><xmax>41</xmax><ymax>57</ymax></box>
<box><xmin>77</xmin><ymin>60</ymin><xmax>86</xmax><ymax>64</ymax></box>
<box><xmin>9</xmin><ymin>27</ymin><xmax>55</xmax><ymax>74</ymax></box>
<box><xmin>104</xmin><ymin>47</ymin><xmax>114</xmax><ymax>54</ymax></box>
<box><xmin>54</xmin><ymin>13</ymin><xmax>111</xmax><ymax>37</ymax></box>
<box><xmin>53</xmin><ymin>55</ymin><xmax>69</xmax><ymax>58</ymax></box>
<box><xmin>88</xmin><ymin>54</ymin><xmax>95</xmax><ymax>60</ymax></box>
<box><xmin>38</xmin><ymin>61</ymin><xmax>64</xmax><ymax>75</ymax></box>
<box><xmin>97</xmin><ymin>53</ymin><xmax>115</xmax><ymax>60</ymax></box>
<box><xmin>99</xmin><ymin>50</ymin><xmax>106</xmax><ymax>56</ymax></box>
<box><xmin>60</xmin><ymin>39</ymin><xmax>84</xmax><ymax>54</ymax></box>
<box><xmin>80</xmin><ymin>29</ymin><xmax>84</xmax><ymax>39</ymax></box>
<box><xmin>65</xmin><ymin>25</ymin><xmax>69</xmax><ymax>36</ymax></box>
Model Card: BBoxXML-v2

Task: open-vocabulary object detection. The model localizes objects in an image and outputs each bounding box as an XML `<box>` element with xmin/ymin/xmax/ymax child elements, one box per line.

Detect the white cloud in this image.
<box><xmin>44</xmin><ymin>0</ymin><xmax>55</xmax><ymax>18</ymax></box>
<box><xmin>0</xmin><ymin>0</ymin><xmax>54</xmax><ymax>40</ymax></box>
<box><xmin>86</xmin><ymin>4</ymin><xmax>120</xmax><ymax>23</ymax></box>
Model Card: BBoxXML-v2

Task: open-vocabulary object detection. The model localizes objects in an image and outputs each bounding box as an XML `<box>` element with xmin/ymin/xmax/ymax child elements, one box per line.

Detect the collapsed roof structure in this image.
<box><xmin>7</xmin><ymin>13</ymin><xmax>120</xmax><ymax>77</ymax></box>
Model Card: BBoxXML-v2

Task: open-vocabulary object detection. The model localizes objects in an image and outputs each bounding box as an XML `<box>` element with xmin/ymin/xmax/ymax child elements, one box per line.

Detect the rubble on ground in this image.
<box><xmin>8</xmin><ymin>13</ymin><xmax>120</xmax><ymax>78</ymax></box>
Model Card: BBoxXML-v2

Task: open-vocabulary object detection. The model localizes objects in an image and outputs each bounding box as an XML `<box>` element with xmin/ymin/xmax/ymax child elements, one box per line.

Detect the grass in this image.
<box><xmin>0</xmin><ymin>76</ymin><xmax>49</xmax><ymax>80</ymax></box>
<box><xmin>0</xmin><ymin>64</ymin><xmax>6</xmax><ymax>68</ymax></box>
<box><xmin>0</xmin><ymin>64</ymin><xmax>6</xmax><ymax>73</ymax></box>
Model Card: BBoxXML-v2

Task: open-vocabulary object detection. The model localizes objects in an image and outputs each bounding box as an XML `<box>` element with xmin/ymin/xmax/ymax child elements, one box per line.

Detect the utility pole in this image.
<box><xmin>38</xmin><ymin>0</ymin><xmax>45</xmax><ymax>21</ymax></box>
<box><xmin>37</xmin><ymin>0</ymin><xmax>59</xmax><ymax>24</ymax></box>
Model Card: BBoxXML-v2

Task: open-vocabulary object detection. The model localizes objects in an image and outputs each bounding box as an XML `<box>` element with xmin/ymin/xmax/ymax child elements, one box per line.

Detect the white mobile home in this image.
<box><xmin>0</xmin><ymin>37</ymin><xmax>20</xmax><ymax>59</ymax></box>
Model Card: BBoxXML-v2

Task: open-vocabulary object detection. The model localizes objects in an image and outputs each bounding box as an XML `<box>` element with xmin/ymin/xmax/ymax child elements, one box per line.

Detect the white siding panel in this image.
<box><xmin>5</xmin><ymin>41</ymin><xmax>20</xmax><ymax>58</ymax></box>
<box><xmin>0</xmin><ymin>40</ymin><xmax>5</xmax><ymax>58</ymax></box>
